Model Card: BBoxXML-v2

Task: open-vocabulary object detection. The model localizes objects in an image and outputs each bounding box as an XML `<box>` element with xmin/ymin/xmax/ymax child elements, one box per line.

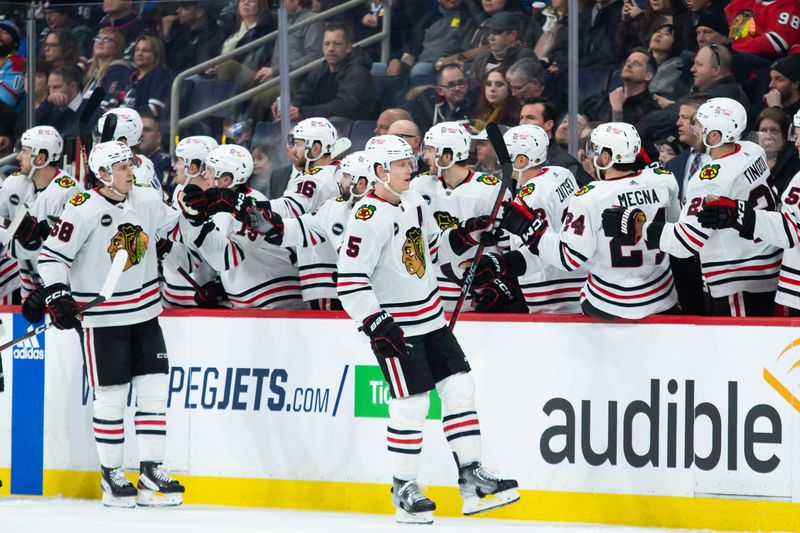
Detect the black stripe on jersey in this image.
<box><xmin>781</xmin><ymin>214</ymin><xmax>796</xmax><ymax>247</ymax></box>
<box><xmin>41</xmin><ymin>245</ymin><xmax>73</xmax><ymax>263</ymax></box>
<box><xmin>674</xmin><ymin>227</ymin><xmax>698</xmax><ymax>255</ymax></box>
<box><xmin>519</xmin><ymin>278</ymin><xmax>585</xmax><ymax>289</ymax></box>
<box><xmin>396</xmin><ymin>307</ymin><xmax>445</xmax><ymax>327</ymax></box>
<box><xmin>782</xmin><ymin>264</ymin><xmax>800</xmax><ymax>276</ymax></box>
<box><xmin>384</xmin><ymin>288</ymin><xmax>438</xmax><ymax>309</ymax></box>
<box><xmin>337</xmin><ymin>272</ymin><xmax>370</xmax><ymax>280</ymax></box>
<box><xmin>526</xmin><ymin>296</ymin><xmax>579</xmax><ymax>307</ymax></box>
<box><xmin>592</xmin><ymin>268</ymin><xmax>670</xmax><ymax>292</ymax></box>
<box><xmin>297</xmin><ymin>217</ymin><xmax>309</xmax><ymax>247</ymax></box>
<box><xmin>83</xmin><ymin>296</ymin><xmax>161</xmax><ymax>317</ymax></box>
<box><xmin>777</xmin><ymin>286</ymin><xmax>800</xmax><ymax>298</ymax></box>
<box><xmin>706</xmin><ymin>273</ymin><xmax>779</xmax><ymax>287</ymax></box>
<box><xmin>286</xmin><ymin>196</ymin><xmax>305</xmax><ymax>215</ymax></box>
<box><xmin>164</xmin><ymin>280</ymin><xmax>195</xmax><ymax>291</ymax></box>
<box><xmin>222</xmin><ymin>241</ymin><xmax>245</xmax><ymax>271</ymax></box>
<box><xmin>0</xmin><ymin>274</ymin><xmax>17</xmax><ymax>290</ymax></box>
<box><xmin>701</xmin><ymin>250</ymin><xmax>783</xmax><ymax>268</ymax></box>
<box><xmin>261</xmin><ymin>293</ymin><xmax>303</xmax><ymax>307</ymax></box>
<box><xmin>299</xmin><ymin>263</ymin><xmax>338</xmax><ymax>271</ymax></box>
<box><xmin>684</xmin><ymin>223</ymin><xmax>709</xmax><ymax>240</ymax></box>
<box><xmin>161</xmin><ymin>299</ymin><xmax>196</xmax><ymax>309</ymax></box>
<box><xmin>585</xmin><ymin>280</ymin><xmax>674</xmax><ymax>308</ymax></box>
<box><xmin>338</xmin><ymin>285</ymin><xmax>372</xmax><ymax>297</ymax></box>
<box><xmin>226</xmin><ymin>275</ymin><xmax>300</xmax><ymax>298</ymax></box>
<box><xmin>302</xmin><ymin>282</ymin><xmax>337</xmax><ymax>290</ymax></box>
<box><xmin>74</xmin><ymin>278</ymin><xmax>159</xmax><ymax>298</ymax></box>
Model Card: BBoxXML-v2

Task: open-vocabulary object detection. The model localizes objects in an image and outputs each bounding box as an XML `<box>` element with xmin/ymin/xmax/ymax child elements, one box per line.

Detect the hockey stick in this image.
<box><xmin>76</xmin><ymin>88</ymin><xmax>105</xmax><ymax>182</ymax></box>
<box><xmin>448</xmin><ymin>122</ymin><xmax>513</xmax><ymax>330</ymax></box>
<box><xmin>100</xmin><ymin>112</ymin><xmax>117</xmax><ymax>143</ymax></box>
<box><xmin>0</xmin><ymin>249</ymin><xmax>128</xmax><ymax>352</ymax></box>
<box><xmin>176</xmin><ymin>266</ymin><xmax>204</xmax><ymax>293</ymax></box>
<box><xmin>0</xmin><ymin>204</ymin><xmax>29</xmax><ymax>249</ymax></box>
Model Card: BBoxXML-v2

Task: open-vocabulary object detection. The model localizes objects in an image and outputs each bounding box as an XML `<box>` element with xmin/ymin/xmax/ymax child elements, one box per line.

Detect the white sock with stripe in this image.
<box><xmin>134</xmin><ymin>412</ymin><xmax>167</xmax><ymax>462</ymax></box>
<box><xmin>388</xmin><ymin>393</ymin><xmax>429</xmax><ymax>480</ymax></box>
<box><xmin>437</xmin><ymin>373</ymin><xmax>481</xmax><ymax>466</ymax></box>
<box><xmin>93</xmin><ymin>384</ymin><xmax>128</xmax><ymax>468</ymax></box>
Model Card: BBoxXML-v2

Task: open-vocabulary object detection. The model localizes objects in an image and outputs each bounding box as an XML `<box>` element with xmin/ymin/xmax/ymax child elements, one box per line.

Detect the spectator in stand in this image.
<box><xmin>472</xmin><ymin>12</ymin><xmax>535</xmax><ymax>82</ymax></box>
<box><xmin>656</xmin><ymin>135</ymin><xmax>682</xmax><ymax>165</ymax></box>
<box><xmin>554</xmin><ymin>112</ymin><xmax>588</xmax><ymax>151</ymax></box>
<box><xmin>31</xmin><ymin>61</ymin><xmax>52</xmax><ymax>111</ymax></box>
<box><xmin>685</xmin><ymin>0</ymin><xmax>727</xmax><ymax>39</ymax></box>
<box><xmin>755</xmin><ymin>108</ymin><xmax>800</xmax><ymax>195</ymax></box>
<box><xmin>649</xmin><ymin>24</ymin><xmax>691</xmax><ymax>103</ymax></box>
<box><xmin>764</xmin><ymin>55</ymin><xmax>800</xmax><ymax>137</ymax></box>
<box><xmin>36</xmin><ymin>66</ymin><xmax>84</xmax><ymax>138</ymax></box>
<box><xmin>387</xmin><ymin>0</ymin><xmax>474</xmax><ymax>78</ymax></box>
<box><xmin>726</xmin><ymin>0</ymin><xmax>800</xmax><ymax>61</ymax></box>
<box><xmin>471</xmin><ymin>128</ymin><xmax>502</xmax><ymax>178</ymax></box>
<box><xmin>505</xmin><ymin>57</ymin><xmax>565</xmax><ymax>116</ymax></box>
<box><xmin>404</xmin><ymin>63</ymin><xmax>477</xmax><ymax>132</ymax></box>
<box><xmin>581</xmin><ymin>48</ymin><xmax>660</xmax><ymax>135</ymax></box>
<box><xmin>41</xmin><ymin>29</ymin><xmax>83</xmax><ymax>74</ymax></box>
<box><xmin>214</xmin><ymin>0</ymin><xmax>275</xmax><ymax>79</ymax></box>
<box><xmin>83</xmin><ymin>28</ymin><xmax>132</xmax><ymax>111</ymax></box>
<box><xmin>0</xmin><ymin>20</ymin><xmax>25</xmax><ymax>110</ymax></box>
<box><xmin>121</xmin><ymin>35</ymin><xmax>172</xmax><ymax>118</ymax></box>
<box><xmin>138</xmin><ymin>112</ymin><xmax>172</xmax><ymax>182</ymax></box>
<box><xmin>457</xmin><ymin>0</ymin><xmax>521</xmax><ymax>58</ymax></box>
<box><xmin>615</xmin><ymin>0</ymin><xmax>692</xmax><ymax>60</ymax></box>
<box><xmin>694</xmin><ymin>7</ymin><xmax>729</xmax><ymax>49</ymax></box>
<box><xmin>100</xmin><ymin>0</ymin><xmax>151</xmax><ymax>60</ymax></box>
<box><xmin>272</xmin><ymin>23</ymin><xmax>377</xmax><ymax>122</ymax></box>
<box><xmin>41</xmin><ymin>1</ymin><xmax>93</xmax><ymax>57</ymax></box>
<box><xmin>249</xmin><ymin>145</ymin><xmax>275</xmax><ymax>197</ymax></box>
<box><xmin>579</xmin><ymin>0</ymin><xmax>624</xmax><ymax>71</ymax></box>
<box><xmin>374</xmin><ymin>108</ymin><xmax>412</xmax><ymax>136</ymax></box>
<box><xmin>690</xmin><ymin>44</ymin><xmax>748</xmax><ymax>104</ymax></box>
<box><xmin>474</xmin><ymin>68</ymin><xmax>519</xmax><ymax>129</ymax></box>
<box><xmin>533</xmin><ymin>0</ymin><xmax>568</xmax><ymax>72</ymax></box>
<box><xmin>160</xmin><ymin>1</ymin><xmax>224</xmax><ymax>74</ymax></box>
<box><xmin>519</xmin><ymin>97</ymin><xmax>586</xmax><ymax>183</ymax></box>
<box><xmin>386</xmin><ymin>118</ymin><xmax>429</xmax><ymax>174</ymax></box>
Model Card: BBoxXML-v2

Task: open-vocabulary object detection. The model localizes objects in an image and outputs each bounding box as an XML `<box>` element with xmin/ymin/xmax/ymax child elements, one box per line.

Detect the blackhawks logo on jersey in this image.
<box><xmin>55</xmin><ymin>176</ymin><xmax>76</xmax><ymax>188</ymax></box>
<box><xmin>69</xmin><ymin>192</ymin><xmax>90</xmax><ymax>206</ymax></box>
<box><xmin>517</xmin><ymin>183</ymin><xmax>535</xmax><ymax>198</ymax></box>
<box><xmin>434</xmin><ymin>210</ymin><xmax>459</xmax><ymax>230</ymax></box>
<box><xmin>107</xmin><ymin>223</ymin><xmax>150</xmax><ymax>271</ymax></box>
<box><xmin>729</xmin><ymin>9</ymin><xmax>755</xmax><ymax>41</ymax></box>
<box><xmin>402</xmin><ymin>227</ymin><xmax>426</xmax><ymax>279</ymax></box>
<box><xmin>477</xmin><ymin>174</ymin><xmax>499</xmax><ymax>186</ymax></box>
<box><xmin>653</xmin><ymin>168</ymin><xmax>672</xmax><ymax>175</ymax></box>
<box><xmin>699</xmin><ymin>164</ymin><xmax>720</xmax><ymax>180</ymax></box>
<box><xmin>355</xmin><ymin>204</ymin><xmax>376</xmax><ymax>221</ymax></box>
<box><xmin>303</xmin><ymin>167</ymin><xmax>322</xmax><ymax>175</ymax></box>
<box><xmin>575</xmin><ymin>185</ymin><xmax>594</xmax><ymax>196</ymax></box>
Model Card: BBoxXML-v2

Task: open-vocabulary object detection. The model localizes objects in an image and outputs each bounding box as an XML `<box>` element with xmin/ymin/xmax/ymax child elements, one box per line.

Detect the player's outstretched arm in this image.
<box><xmin>698</xmin><ymin>194</ymin><xmax>800</xmax><ymax>249</ymax></box>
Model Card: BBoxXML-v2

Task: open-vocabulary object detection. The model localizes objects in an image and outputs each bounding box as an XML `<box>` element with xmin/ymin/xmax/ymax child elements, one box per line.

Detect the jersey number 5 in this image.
<box><xmin>346</xmin><ymin>236</ymin><xmax>362</xmax><ymax>257</ymax></box>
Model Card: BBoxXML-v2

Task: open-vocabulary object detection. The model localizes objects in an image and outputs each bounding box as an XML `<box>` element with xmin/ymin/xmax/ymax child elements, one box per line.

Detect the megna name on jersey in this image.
<box><xmin>616</xmin><ymin>187</ymin><xmax>662</xmax><ymax>208</ymax></box>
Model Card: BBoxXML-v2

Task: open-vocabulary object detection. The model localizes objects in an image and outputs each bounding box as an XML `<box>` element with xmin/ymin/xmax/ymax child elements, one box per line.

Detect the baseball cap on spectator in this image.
<box><xmin>0</xmin><ymin>20</ymin><xmax>20</xmax><ymax>46</ymax></box>
<box><xmin>771</xmin><ymin>54</ymin><xmax>800</xmax><ymax>83</ymax></box>
<box><xmin>486</xmin><ymin>12</ymin><xmax>520</xmax><ymax>33</ymax></box>
<box><xmin>696</xmin><ymin>10</ymin><xmax>729</xmax><ymax>37</ymax></box>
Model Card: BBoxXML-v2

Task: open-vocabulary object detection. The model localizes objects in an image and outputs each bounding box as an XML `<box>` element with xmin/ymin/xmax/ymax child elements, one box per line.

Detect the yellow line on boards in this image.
<box><xmin>0</xmin><ymin>468</ymin><xmax>9</xmax><ymax>497</ymax></box>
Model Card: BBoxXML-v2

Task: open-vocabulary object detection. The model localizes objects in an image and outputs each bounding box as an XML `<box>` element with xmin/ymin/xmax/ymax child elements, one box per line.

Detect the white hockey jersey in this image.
<box><xmin>512</xmin><ymin>166</ymin><xmax>587</xmax><ymax>313</ymax></box>
<box><xmin>410</xmin><ymin>170</ymin><xmax>509</xmax><ymax>311</ymax></box>
<box><xmin>337</xmin><ymin>190</ymin><xmax>467</xmax><ymax>337</ymax></box>
<box><xmin>538</xmin><ymin>167</ymin><xmax>681</xmax><ymax>319</ymax></box>
<box><xmin>38</xmin><ymin>186</ymin><xmax>180</xmax><ymax>328</ymax></box>
<box><xmin>0</xmin><ymin>169</ymin><xmax>80</xmax><ymax>297</ymax></box>
<box><xmin>180</xmin><ymin>188</ymin><xmax>303</xmax><ymax>309</ymax></box>
<box><xmin>655</xmin><ymin>141</ymin><xmax>781</xmax><ymax>298</ymax></box>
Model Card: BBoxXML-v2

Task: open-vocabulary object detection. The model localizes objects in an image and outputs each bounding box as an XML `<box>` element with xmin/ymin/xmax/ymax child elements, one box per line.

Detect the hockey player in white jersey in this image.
<box><xmin>178</xmin><ymin>144</ymin><xmax>303</xmax><ymax>308</ymax></box>
<box><xmin>37</xmin><ymin>141</ymin><xmax>185</xmax><ymax>507</ymax></box>
<box><xmin>2</xmin><ymin>126</ymin><xmax>80</xmax><ymax>312</ymax></box>
<box><xmin>695</xmin><ymin>109</ymin><xmax>800</xmax><ymax>314</ymax></box>
<box><xmin>479</xmin><ymin>122</ymin><xmax>680</xmax><ymax>319</ymax></box>
<box><xmin>337</xmin><ymin>135</ymin><xmax>519</xmax><ymax>524</ymax></box>
<box><xmin>470</xmin><ymin>125</ymin><xmax>587</xmax><ymax>313</ymax></box>
<box><xmin>411</xmin><ymin>121</ymin><xmax>515</xmax><ymax>311</ymax></box>
<box><xmin>97</xmin><ymin>108</ymin><xmax>161</xmax><ymax>190</ymax></box>
<box><xmin>605</xmin><ymin>98</ymin><xmax>780</xmax><ymax>316</ymax></box>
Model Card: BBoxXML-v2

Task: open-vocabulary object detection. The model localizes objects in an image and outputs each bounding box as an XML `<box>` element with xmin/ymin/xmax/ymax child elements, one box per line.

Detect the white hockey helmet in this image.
<box><xmin>364</xmin><ymin>135</ymin><xmax>416</xmax><ymax>195</ymax></box>
<box><xmin>591</xmin><ymin>122</ymin><xmax>641</xmax><ymax>172</ymax></box>
<box><xmin>97</xmin><ymin>107</ymin><xmax>143</xmax><ymax>147</ymax></box>
<box><xmin>423</xmin><ymin>121</ymin><xmax>471</xmax><ymax>171</ymax></box>
<box><xmin>291</xmin><ymin>117</ymin><xmax>337</xmax><ymax>154</ymax></box>
<box><xmin>503</xmin><ymin>125</ymin><xmax>549</xmax><ymax>175</ymax></box>
<box><xmin>175</xmin><ymin>136</ymin><xmax>219</xmax><ymax>177</ymax></box>
<box><xmin>133</xmin><ymin>154</ymin><xmax>161</xmax><ymax>190</ymax></box>
<box><xmin>340</xmin><ymin>150</ymin><xmax>373</xmax><ymax>199</ymax></box>
<box><xmin>89</xmin><ymin>141</ymin><xmax>136</xmax><ymax>185</ymax></box>
<box><xmin>694</xmin><ymin>97</ymin><xmax>747</xmax><ymax>149</ymax></box>
<box><xmin>206</xmin><ymin>144</ymin><xmax>253</xmax><ymax>187</ymax></box>
<box><xmin>20</xmin><ymin>125</ymin><xmax>63</xmax><ymax>165</ymax></box>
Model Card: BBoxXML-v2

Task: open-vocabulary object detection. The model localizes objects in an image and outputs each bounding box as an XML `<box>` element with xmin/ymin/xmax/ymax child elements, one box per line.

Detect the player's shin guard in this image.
<box><xmin>437</xmin><ymin>373</ymin><xmax>481</xmax><ymax>465</ymax></box>
<box><xmin>388</xmin><ymin>393</ymin><xmax>433</xmax><ymax>523</ymax></box>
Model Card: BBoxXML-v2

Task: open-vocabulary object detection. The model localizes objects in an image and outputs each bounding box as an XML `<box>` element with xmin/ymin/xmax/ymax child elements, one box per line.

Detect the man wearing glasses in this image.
<box><xmin>690</xmin><ymin>44</ymin><xmax>748</xmax><ymax>104</ymax></box>
<box><xmin>404</xmin><ymin>64</ymin><xmax>476</xmax><ymax>132</ymax></box>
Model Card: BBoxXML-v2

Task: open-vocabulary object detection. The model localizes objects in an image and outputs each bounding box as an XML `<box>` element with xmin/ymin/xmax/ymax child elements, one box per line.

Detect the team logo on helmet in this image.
<box><xmin>699</xmin><ymin>164</ymin><xmax>720</xmax><ymax>180</ymax></box>
<box><xmin>575</xmin><ymin>185</ymin><xmax>595</xmax><ymax>196</ymax></box>
<box><xmin>517</xmin><ymin>183</ymin><xmax>535</xmax><ymax>198</ymax></box>
<box><xmin>434</xmin><ymin>211</ymin><xmax>458</xmax><ymax>230</ymax></box>
<box><xmin>477</xmin><ymin>174</ymin><xmax>499</xmax><ymax>186</ymax></box>
<box><xmin>107</xmin><ymin>223</ymin><xmax>150</xmax><ymax>271</ymax></box>
<box><xmin>303</xmin><ymin>167</ymin><xmax>322</xmax><ymax>175</ymax></box>
<box><xmin>402</xmin><ymin>227</ymin><xmax>426</xmax><ymax>279</ymax></box>
<box><xmin>355</xmin><ymin>204</ymin><xmax>376</xmax><ymax>221</ymax></box>
<box><xmin>69</xmin><ymin>192</ymin><xmax>90</xmax><ymax>206</ymax></box>
<box><xmin>55</xmin><ymin>176</ymin><xmax>76</xmax><ymax>188</ymax></box>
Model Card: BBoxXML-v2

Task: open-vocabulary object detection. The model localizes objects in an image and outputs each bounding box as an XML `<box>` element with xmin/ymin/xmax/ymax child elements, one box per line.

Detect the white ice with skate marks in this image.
<box><xmin>0</xmin><ymin>498</ymin><xmax>774</xmax><ymax>533</ymax></box>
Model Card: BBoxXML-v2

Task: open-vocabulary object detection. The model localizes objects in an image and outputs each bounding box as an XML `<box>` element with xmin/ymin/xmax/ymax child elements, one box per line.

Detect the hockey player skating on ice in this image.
<box><xmin>336</xmin><ymin>135</ymin><xmax>519</xmax><ymax>524</ymax></box>
<box><xmin>37</xmin><ymin>141</ymin><xmax>185</xmax><ymax>507</ymax></box>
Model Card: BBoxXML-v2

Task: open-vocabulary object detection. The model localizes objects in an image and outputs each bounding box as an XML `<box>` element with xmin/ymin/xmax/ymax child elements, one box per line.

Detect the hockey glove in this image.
<box><xmin>360</xmin><ymin>310</ymin><xmax>409</xmax><ymax>359</ymax></box>
<box><xmin>244</xmin><ymin>201</ymin><xmax>285</xmax><ymax>244</ymax></box>
<box><xmin>22</xmin><ymin>286</ymin><xmax>48</xmax><ymax>323</ymax></box>
<box><xmin>156</xmin><ymin>238</ymin><xmax>173</xmax><ymax>261</ymax></box>
<box><xmin>15</xmin><ymin>214</ymin><xmax>51</xmax><ymax>251</ymax></box>
<box><xmin>602</xmin><ymin>206</ymin><xmax>646</xmax><ymax>246</ymax></box>
<box><xmin>178</xmin><ymin>184</ymin><xmax>209</xmax><ymax>224</ymax></box>
<box><xmin>206</xmin><ymin>187</ymin><xmax>248</xmax><ymax>218</ymax></box>
<box><xmin>473</xmin><ymin>277</ymin><xmax>527</xmax><ymax>313</ymax></box>
<box><xmin>470</xmin><ymin>250</ymin><xmax>528</xmax><ymax>290</ymax></box>
<box><xmin>696</xmin><ymin>196</ymin><xmax>755</xmax><ymax>239</ymax></box>
<box><xmin>44</xmin><ymin>283</ymin><xmax>81</xmax><ymax>330</ymax></box>
<box><xmin>450</xmin><ymin>216</ymin><xmax>500</xmax><ymax>255</ymax></box>
<box><xmin>501</xmin><ymin>200</ymin><xmax>548</xmax><ymax>251</ymax></box>
<box><xmin>194</xmin><ymin>280</ymin><xmax>227</xmax><ymax>308</ymax></box>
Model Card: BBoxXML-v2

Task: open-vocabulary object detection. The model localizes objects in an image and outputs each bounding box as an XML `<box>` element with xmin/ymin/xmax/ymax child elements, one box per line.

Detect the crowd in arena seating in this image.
<box><xmin>1</xmin><ymin>0</ymin><xmax>800</xmax><ymax>318</ymax></box>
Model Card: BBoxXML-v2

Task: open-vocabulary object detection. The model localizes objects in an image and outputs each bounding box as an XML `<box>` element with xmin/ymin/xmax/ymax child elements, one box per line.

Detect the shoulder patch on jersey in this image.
<box><xmin>699</xmin><ymin>164</ymin><xmax>720</xmax><ymax>180</ymax></box>
<box><xmin>303</xmin><ymin>167</ymin><xmax>322</xmax><ymax>175</ymax></box>
<box><xmin>69</xmin><ymin>192</ymin><xmax>90</xmax><ymax>206</ymax></box>
<box><xmin>335</xmin><ymin>196</ymin><xmax>346</xmax><ymax>202</ymax></box>
<box><xmin>653</xmin><ymin>168</ymin><xmax>672</xmax><ymax>175</ymax></box>
<box><xmin>402</xmin><ymin>227</ymin><xmax>426</xmax><ymax>279</ymax></box>
<box><xmin>417</xmin><ymin>171</ymin><xmax>430</xmax><ymax>176</ymax></box>
<box><xmin>55</xmin><ymin>175</ymin><xmax>76</xmax><ymax>188</ymax></box>
<box><xmin>354</xmin><ymin>204</ymin><xmax>376</xmax><ymax>221</ymax></box>
<box><xmin>434</xmin><ymin>211</ymin><xmax>459</xmax><ymax>230</ymax></box>
<box><xmin>109</xmin><ymin>223</ymin><xmax>150</xmax><ymax>272</ymax></box>
<box><xmin>574</xmin><ymin>184</ymin><xmax>594</xmax><ymax>196</ymax></box>
<box><xmin>517</xmin><ymin>183</ymin><xmax>535</xmax><ymax>198</ymax></box>
<box><xmin>477</xmin><ymin>174</ymin><xmax>499</xmax><ymax>186</ymax></box>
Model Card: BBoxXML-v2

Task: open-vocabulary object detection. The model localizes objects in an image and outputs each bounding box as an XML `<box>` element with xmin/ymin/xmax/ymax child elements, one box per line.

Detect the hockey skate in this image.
<box><xmin>391</xmin><ymin>477</ymin><xmax>436</xmax><ymax>524</ymax></box>
<box><xmin>458</xmin><ymin>462</ymin><xmax>519</xmax><ymax>516</ymax></box>
<box><xmin>136</xmin><ymin>462</ymin><xmax>185</xmax><ymax>507</ymax></box>
<box><xmin>100</xmin><ymin>467</ymin><xmax>137</xmax><ymax>508</ymax></box>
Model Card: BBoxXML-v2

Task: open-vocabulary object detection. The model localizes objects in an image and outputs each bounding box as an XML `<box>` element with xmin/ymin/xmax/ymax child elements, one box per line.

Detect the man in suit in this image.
<box><xmin>35</xmin><ymin>65</ymin><xmax>86</xmax><ymax>138</ymax></box>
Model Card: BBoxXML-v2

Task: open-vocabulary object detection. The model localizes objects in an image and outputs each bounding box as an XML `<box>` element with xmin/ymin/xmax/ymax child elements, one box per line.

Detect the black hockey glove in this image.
<box><xmin>696</xmin><ymin>196</ymin><xmax>755</xmax><ymax>239</ymax></box>
<box><xmin>449</xmin><ymin>216</ymin><xmax>500</xmax><ymax>255</ymax></box>
<box><xmin>473</xmin><ymin>277</ymin><xmax>527</xmax><ymax>313</ymax></box>
<box><xmin>500</xmin><ymin>200</ymin><xmax>548</xmax><ymax>252</ymax></box>
<box><xmin>194</xmin><ymin>280</ymin><xmax>227</xmax><ymax>308</ymax></box>
<box><xmin>206</xmin><ymin>187</ymin><xmax>248</xmax><ymax>218</ymax></box>
<box><xmin>156</xmin><ymin>238</ymin><xmax>173</xmax><ymax>261</ymax></box>
<box><xmin>15</xmin><ymin>214</ymin><xmax>51</xmax><ymax>251</ymax></box>
<box><xmin>471</xmin><ymin>251</ymin><xmax>528</xmax><ymax>290</ymax></box>
<box><xmin>602</xmin><ymin>206</ymin><xmax>646</xmax><ymax>246</ymax></box>
<box><xmin>44</xmin><ymin>283</ymin><xmax>81</xmax><ymax>330</ymax></box>
<box><xmin>179</xmin><ymin>184</ymin><xmax>209</xmax><ymax>224</ymax></box>
<box><xmin>22</xmin><ymin>286</ymin><xmax>48</xmax><ymax>323</ymax></box>
<box><xmin>244</xmin><ymin>201</ymin><xmax>285</xmax><ymax>244</ymax></box>
<box><xmin>360</xmin><ymin>310</ymin><xmax>409</xmax><ymax>359</ymax></box>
